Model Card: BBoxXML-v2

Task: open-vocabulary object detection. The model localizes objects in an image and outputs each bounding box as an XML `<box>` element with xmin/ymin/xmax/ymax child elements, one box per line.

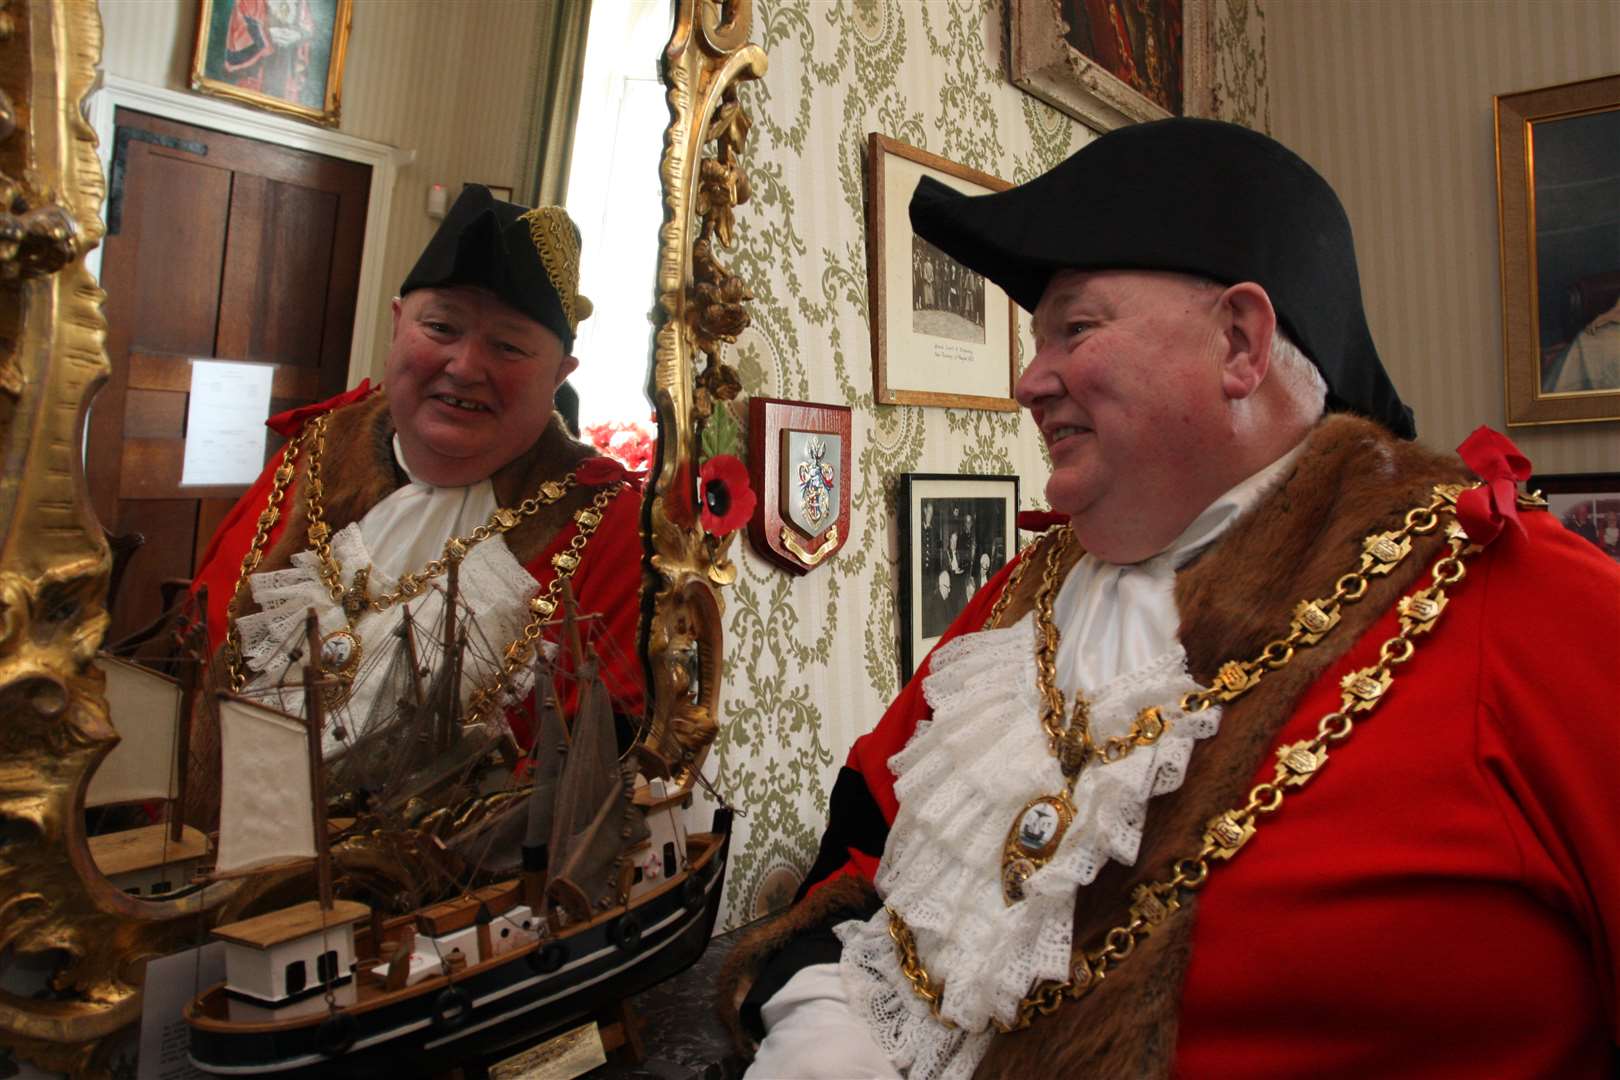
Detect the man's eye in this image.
<box><xmin>425</xmin><ymin>321</ymin><xmax>455</xmax><ymax>335</ymax></box>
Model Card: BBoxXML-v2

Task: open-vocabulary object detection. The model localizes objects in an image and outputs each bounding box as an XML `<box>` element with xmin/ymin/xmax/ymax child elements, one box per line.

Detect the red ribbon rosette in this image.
<box><xmin>1454</xmin><ymin>426</ymin><xmax>1532</xmax><ymax>546</ymax></box>
<box><xmin>1016</xmin><ymin>509</ymin><xmax>1069</xmax><ymax>532</ymax></box>
<box><xmin>576</xmin><ymin>454</ymin><xmax>629</xmax><ymax>487</ymax></box>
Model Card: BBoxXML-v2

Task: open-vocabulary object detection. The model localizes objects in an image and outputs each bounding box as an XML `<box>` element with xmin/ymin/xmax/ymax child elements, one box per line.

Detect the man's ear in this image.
<box><xmin>1217</xmin><ymin>282</ymin><xmax>1276</xmax><ymax>401</ymax></box>
<box><xmin>556</xmin><ymin>354</ymin><xmax>581</xmax><ymax>389</ymax></box>
<box><xmin>390</xmin><ymin>296</ymin><xmax>404</xmax><ymax>341</ymax></box>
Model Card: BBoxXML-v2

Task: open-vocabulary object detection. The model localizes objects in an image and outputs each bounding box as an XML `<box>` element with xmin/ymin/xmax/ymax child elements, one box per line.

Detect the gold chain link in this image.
<box><xmin>461</xmin><ymin>484</ymin><xmax>618</xmax><ymax>729</ymax></box>
<box><xmin>889</xmin><ymin>483</ymin><xmax>1477</xmax><ymax>1033</ymax></box>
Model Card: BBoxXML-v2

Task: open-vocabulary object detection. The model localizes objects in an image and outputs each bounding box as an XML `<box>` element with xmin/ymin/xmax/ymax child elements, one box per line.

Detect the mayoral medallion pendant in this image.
<box><xmin>1001</xmin><ymin>792</ymin><xmax>1076</xmax><ymax>904</ymax></box>
<box><xmin>317</xmin><ymin>628</ymin><xmax>362</xmax><ymax>709</ymax></box>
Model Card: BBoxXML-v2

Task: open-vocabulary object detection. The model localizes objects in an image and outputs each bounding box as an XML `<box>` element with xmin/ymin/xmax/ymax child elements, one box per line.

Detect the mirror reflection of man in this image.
<box><xmin>731</xmin><ymin>120</ymin><xmax>1620</xmax><ymax>1080</ymax></box>
<box><xmin>190</xmin><ymin>186</ymin><xmax>645</xmax><ymax>812</ymax></box>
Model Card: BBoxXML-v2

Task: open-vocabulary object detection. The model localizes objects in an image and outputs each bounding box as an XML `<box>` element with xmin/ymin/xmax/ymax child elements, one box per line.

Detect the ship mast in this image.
<box><xmin>303</xmin><ymin>610</ymin><xmax>335</xmax><ymax>910</ymax></box>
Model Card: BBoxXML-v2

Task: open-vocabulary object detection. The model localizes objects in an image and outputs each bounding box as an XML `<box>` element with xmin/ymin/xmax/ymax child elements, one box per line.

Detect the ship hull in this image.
<box><xmin>186</xmin><ymin>812</ymin><xmax>732</xmax><ymax>1076</ymax></box>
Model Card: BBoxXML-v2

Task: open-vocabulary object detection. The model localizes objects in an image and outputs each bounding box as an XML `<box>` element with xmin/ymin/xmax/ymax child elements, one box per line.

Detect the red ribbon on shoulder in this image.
<box><xmin>1454</xmin><ymin>425</ymin><xmax>1532</xmax><ymax>546</ymax></box>
<box><xmin>576</xmin><ymin>454</ymin><xmax>629</xmax><ymax>487</ymax></box>
<box><xmin>268</xmin><ymin>379</ymin><xmax>374</xmax><ymax>436</ymax></box>
<box><xmin>1016</xmin><ymin>509</ymin><xmax>1069</xmax><ymax>532</ymax></box>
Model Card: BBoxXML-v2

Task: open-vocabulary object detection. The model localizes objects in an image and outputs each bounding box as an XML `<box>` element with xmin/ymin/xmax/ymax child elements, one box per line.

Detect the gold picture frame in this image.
<box><xmin>1494</xmin><ymin>73</ymin><xmax>1620</xmax><ymax>426</ymax></box>
<box><xmin>0</xmin><ymin>0</ymin><xmax>766</xmax><ymax>1072</ymax></box>
<box><xmin>866</xmin><ymin>133</ymin><xmax>1019</xmax><ymax>412</ymax></box>
<box><xmin>1007</xmin><ymin>0</ymin><xmax>1211</xmax><ymax>132</ymax></box>
<box><xmin>189</xmin><ymin>0</ymin><xmax>355</xmax><ymax>126</ymax></box>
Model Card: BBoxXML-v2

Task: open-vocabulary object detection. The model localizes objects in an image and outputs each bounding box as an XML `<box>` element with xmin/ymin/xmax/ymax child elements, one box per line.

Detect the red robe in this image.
<box><xmin>782</xmin><ymin>417</ymin><xmax>1619</xmax><ymax>1078</ymax></box>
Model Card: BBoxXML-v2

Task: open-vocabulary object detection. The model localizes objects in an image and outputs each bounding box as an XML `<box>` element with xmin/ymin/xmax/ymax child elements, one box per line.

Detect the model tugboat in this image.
<box><xmin>184</xmin><ymin>599</ymin><xmax>732</xmax><ymax>1076</ymax></box>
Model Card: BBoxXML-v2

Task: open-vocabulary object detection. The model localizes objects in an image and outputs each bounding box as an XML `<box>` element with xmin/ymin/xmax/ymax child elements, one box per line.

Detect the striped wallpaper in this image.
<box><xmin>1269</xmin><ymin>0</ymin><xmax>1620</xmax><ymax>473</ymax></box>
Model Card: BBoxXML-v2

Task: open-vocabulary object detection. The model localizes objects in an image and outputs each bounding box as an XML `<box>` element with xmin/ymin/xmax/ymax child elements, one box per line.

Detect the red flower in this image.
<box><xmin>698</xmin><ymin>454</ymin><xmax>755</xmax><ymax>536</ymax></box>
<box><xmin>1455</xmin><ymin>426</ymin><xmax>1532</xmax><ymax>546</ymax></box>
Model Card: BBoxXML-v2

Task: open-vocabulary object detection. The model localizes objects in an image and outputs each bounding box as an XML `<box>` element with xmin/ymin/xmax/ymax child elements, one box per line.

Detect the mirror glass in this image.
<box><xmin>78</xmin><ymin>0</ymin><xmax>675</xmax><ymax>908</ymax></box>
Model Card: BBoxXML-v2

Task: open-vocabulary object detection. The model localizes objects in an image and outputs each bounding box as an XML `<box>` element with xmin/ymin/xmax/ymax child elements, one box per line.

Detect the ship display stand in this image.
<box><xmin>183</xmin><ymin>592</ymin><xmax>733</xmax><ymax>1078</ymax></box>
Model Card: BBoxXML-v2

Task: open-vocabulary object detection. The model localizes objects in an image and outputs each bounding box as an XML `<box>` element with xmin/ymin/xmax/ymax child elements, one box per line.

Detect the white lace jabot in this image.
<box><xmin>833</xmin><ymin>443</ymin><xmax>1303</xmax><ymax>1080</ymax></box>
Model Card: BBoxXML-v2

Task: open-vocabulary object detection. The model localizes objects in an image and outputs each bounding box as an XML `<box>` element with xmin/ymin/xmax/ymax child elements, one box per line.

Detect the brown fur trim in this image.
<box><xmin>969</xmin><ymin>416</ymin><xmax>1472</xmax><ymax>1078</ymax></box>
<box><xmin>716</xmin><ymin>874</ymin><xmax>881</xmax><ymax>1057</ymax></box>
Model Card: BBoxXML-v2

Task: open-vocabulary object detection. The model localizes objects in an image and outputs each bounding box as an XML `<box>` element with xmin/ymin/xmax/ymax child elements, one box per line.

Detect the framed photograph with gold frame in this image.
<box><xmin>1495</xmin><ymin>73</ymin><xmax>1620</xmax><ymax>426</ymax></box>
<box><xmin>190</xmin><ymin>0</ymin><xmax>355</xmax><ymax>126</ymax></box>
<box><xmin>867</xmin><ymin>133</ymin><xmax>1019</xmax><ymax>412</ymax></box>
<box><xmin>1008</xmin><ymin>0</ymin><xmax>1211</xmax><ymax>132</ymax></box>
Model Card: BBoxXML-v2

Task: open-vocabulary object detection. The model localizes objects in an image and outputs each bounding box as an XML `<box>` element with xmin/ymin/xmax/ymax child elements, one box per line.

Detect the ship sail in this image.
<box><xmin>545</xmin><ymin>657</ymin><xmax>648</xmax><ymax>918</ymax></box>
<box><xmin>214</xmin><ymin>696</ymin><xmax>317</xmax><ymax>876</ymax></box>
<box><xmin>88</xmin><ymin>656</ymin><xmax>184</xmax><ymax>807</ymax></box>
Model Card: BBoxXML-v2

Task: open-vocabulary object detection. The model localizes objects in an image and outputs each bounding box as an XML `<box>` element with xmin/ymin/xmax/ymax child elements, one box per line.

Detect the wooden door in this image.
<box><xmin>88</xmin><ymin>108</ymin><xmax>371</xmax><ymax>645</ymax></box>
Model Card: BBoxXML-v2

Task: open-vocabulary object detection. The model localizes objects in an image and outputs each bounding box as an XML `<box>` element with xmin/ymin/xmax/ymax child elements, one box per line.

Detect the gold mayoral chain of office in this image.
<box><xmin>887</xmin><ymin>481</ymin><xmax>1513</xmax><ymax>1034</ymax></box>
<box><xmin>221</xmin><ymin>410</ymin><xmax>619</xmax><ymax>727</ymax></box>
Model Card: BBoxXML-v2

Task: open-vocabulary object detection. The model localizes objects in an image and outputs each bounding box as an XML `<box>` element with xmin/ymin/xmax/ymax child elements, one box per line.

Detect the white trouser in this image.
<box><xmin>743</xmin><ymin>962</ymin><xmax>901</xmax><ymax>1079</ymax></box>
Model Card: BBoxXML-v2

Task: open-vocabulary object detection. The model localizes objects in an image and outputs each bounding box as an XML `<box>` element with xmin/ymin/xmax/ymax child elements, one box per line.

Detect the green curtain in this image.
<box><xmin>520</xmin><ymin>0</ymin><xmax>594</xmax><ymax>207</ymax></box>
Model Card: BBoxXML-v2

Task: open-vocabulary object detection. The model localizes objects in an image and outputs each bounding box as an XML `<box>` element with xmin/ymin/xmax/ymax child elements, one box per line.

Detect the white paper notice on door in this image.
<box><xmin>180</xmin><ymin>360</ymin><xmax>274</xmax><ymax>487</ymax></box>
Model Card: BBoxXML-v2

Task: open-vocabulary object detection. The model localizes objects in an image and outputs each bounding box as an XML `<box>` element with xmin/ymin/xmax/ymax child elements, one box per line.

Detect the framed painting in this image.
<box><xmin>1495</xmin><ymin>74</ymin><xmax>1620</xmax><ymax>426</ymax></box>
<box><xmin>898</xmin><ymin>473</ymin><xmax>1020</xmax><ymax>682</ymax></box>
<box><xmin>190</xmin><ymin>0</ymin><xmax>355</xmax><ymax>126</ymax></box>
<box><xmin>1008</xmin><ymin>0</ymin><xmax>1211</xmax><ymax>132</ymax></box>
<box><xmin>867</xmin><ymin>133</ymin><xmax>1019</xmax><ymax>412</ymax></box>
<box><xmin>1529</xmin><ymin>472</ymin><xmax>1620</xmax><ymax>565</ymax></box>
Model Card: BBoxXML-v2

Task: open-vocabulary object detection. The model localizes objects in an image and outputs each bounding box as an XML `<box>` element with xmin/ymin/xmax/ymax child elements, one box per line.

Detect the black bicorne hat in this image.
<box><xmin>909</xmin><ymin>118</ymin><xmax>1415</xmax><ymax>439</ymax></box>
<box><xmin>400</xmin><ymin>184</ymin><xmax>592</xmax><ymax>353</ymax></box>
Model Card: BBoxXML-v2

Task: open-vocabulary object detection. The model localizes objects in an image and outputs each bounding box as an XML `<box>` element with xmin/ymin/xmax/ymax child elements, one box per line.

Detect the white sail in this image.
<box><xmin>215</xmin><ymin>696</ymin><xmax>315</xmax><ymax>875</ymax></box>
<box><xmin>87</xmin><ymin>656</ymin><xmax>183</xmax><ymax>807</ymax></box>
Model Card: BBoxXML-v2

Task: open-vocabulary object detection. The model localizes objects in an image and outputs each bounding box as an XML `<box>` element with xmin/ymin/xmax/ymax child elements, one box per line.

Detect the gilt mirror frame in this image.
<box><xmin>0</xmin><ymin>0</ymin><xmax>764</xmax><ymax>1073</ymax></box>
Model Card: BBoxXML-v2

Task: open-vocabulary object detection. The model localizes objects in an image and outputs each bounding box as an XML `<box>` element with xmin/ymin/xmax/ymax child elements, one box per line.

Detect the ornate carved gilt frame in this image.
<box><xmin>0</xmin><ymin>0</ymin><xmax>766</xmax><ymax>1073</ymax></box>
<box><xmin>643</xmin><ymin>0</ymin><xmax>766</xmax><ymax>780</ymax></box>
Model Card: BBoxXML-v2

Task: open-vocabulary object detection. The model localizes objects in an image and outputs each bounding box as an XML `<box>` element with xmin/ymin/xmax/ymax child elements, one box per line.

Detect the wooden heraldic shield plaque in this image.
<box><xmin>746</xmin><ymin>398</ymin><xmax>852</xmax><ymax>574</ymax></box>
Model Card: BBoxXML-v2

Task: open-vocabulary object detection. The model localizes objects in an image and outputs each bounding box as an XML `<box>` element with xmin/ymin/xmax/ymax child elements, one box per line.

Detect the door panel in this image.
<box><xmin>90</xmin><ymin>107</ymin><xmax>372</xmax><ymax>644</ymax></box>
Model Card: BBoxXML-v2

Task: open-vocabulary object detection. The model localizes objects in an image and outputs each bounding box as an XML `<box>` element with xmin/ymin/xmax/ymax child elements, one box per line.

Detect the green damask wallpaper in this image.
<box><xmin>694</xmin><ymin>0</ymin><xmax>1269</xmax><ymax>933</ymax></box>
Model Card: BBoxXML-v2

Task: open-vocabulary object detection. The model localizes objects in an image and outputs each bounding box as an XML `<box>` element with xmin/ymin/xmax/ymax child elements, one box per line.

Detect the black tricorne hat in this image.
<box><xmin>400</xmin><ymin>184</ymin><xmax>592</xmax><ymax>353</ymax></box>
<box><xmin>909</xmin><ymin>118</ymin><xmax>1415</xmax><ymax>439</ymax></box>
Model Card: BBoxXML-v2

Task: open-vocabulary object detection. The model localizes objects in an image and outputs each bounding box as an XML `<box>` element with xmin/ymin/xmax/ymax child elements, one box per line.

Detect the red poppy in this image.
<box><xmin>698</xmin><ymin>454</ymin><xmax>755</xmax><ymax>536</ymax></box>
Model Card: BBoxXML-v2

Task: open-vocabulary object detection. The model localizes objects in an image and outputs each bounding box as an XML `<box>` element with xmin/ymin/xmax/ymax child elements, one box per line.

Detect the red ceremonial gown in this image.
<box><xmin>732</xmin><ymin>415</ymin><xmax>1620</xmax><ymax>1078</ymax></box>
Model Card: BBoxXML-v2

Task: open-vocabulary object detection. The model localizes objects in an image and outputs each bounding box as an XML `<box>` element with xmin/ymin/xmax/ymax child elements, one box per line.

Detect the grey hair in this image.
<box><xmin>1185</xmin><ymin>274</ymin><xmax>1327</xmax><ymax>419</ymax></box>
<box><xmin>1268</xmin><ymin>326</ymin><xmax>1328</xmax><ymax>420</ymax></box>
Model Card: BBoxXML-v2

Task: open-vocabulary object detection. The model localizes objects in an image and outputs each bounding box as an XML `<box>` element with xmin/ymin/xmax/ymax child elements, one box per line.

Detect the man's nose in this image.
<box><xmin>442</xmin><ymin>337</ymin><xmax>492</xmax><ymax>380</ymax></box>
<box><xmin>1014</xmin><ymin>344</ymin><xmax>1059</xmax><ymax>408</ymax></box>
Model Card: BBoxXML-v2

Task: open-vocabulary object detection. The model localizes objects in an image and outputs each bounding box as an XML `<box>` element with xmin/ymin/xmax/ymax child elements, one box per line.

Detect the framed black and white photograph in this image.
<box><xmin>866</xmin><ymin>133</ymin><xmax>1019</xmax><ymax>412</ymax></box>
<box><xmin>1531</xmin><ymin>472</ymin><xmax>1620</xmax><ymax>565</ymax></box>
<box><xmin>898</xmin><ymin>473</ymin><xmax>1020</xmax><ymax>682</ymax></box>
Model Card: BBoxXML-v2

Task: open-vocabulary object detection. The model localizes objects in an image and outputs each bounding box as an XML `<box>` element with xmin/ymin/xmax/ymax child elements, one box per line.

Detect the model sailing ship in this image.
<box><xmin>162</xmin><ymin>577</ymin><xmax>732</xmax><ymax>1075</ymax></box>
